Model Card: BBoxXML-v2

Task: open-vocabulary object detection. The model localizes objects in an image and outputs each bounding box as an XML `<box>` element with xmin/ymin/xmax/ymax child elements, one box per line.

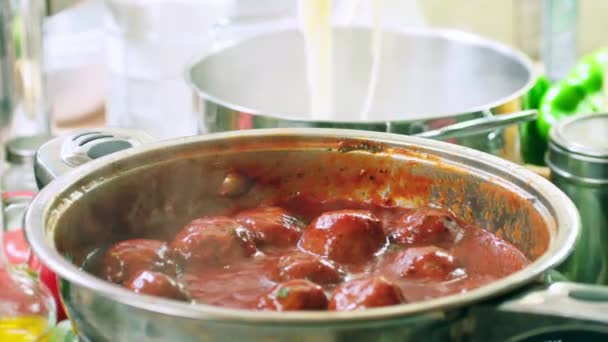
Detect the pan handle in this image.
<box><xmin>34</xmin><ymin>128</ymin><xmax>154</xmax><ymax>188</ymax></box>
<box><xmin>414</xmin><ymin>110</ymin><xmax>537</xmax><ymax>140</ymax></box>
<box><xmin>498</xmin><ymin>281</ymin><xmax>608</xmax><ymax>324</ymax></box>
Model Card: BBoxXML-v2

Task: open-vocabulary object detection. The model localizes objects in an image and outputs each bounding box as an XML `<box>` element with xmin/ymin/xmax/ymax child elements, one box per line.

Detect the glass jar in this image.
<box><xmin>1</xmin><ymin>135</ymin><xmax>50</xmax><ymax>194</ymax></box>
<box><xmin>0</xmin><ymin>194</ymin><xmax>56</xmax><ymax>340</ymax></box>
<box><xmin>0</xmin><ymin>134</ymin><xmax>56</xmax><ymax>340</ymax></box>
<box><xmin>11</xmin><ymin>0</ymin><xmax>50</xmax><ymax>137</ymax></box>
<box><xmin>101</xmin><ymin>0</ymin><xmax>302</xmax><ymax>139</ymax></box>
<box><xmin>0</xmin><ymin>135</ymin><xmax>56</xmax><ymax>341</ymax></box>
<box><xmin>542</xmin><ymin>0</ymin><xmax>578</xmax><ymax>82</ymax></box>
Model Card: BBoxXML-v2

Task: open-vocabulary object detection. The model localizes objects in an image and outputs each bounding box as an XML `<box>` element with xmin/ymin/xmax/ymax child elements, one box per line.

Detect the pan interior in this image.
<box><xmin>49</xmin><ymin>135</ymin><xmax>550</xmax><ymax>277</ymax></box>
<box><xmin>188</xmin><ymin>28</ymin><xmax>533</xmax><ymax>121</ymax></box>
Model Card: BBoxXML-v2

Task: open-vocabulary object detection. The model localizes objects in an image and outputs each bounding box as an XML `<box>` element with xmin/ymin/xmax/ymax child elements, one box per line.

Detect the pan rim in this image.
<box><xmin>25</xmin><ymin>128</ymin><xmax>578</xmax><ymax>324</ymax></box>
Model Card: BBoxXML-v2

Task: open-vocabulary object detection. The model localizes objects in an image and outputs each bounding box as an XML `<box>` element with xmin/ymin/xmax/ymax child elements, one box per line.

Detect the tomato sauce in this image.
<box><xmin>92</xmin><ymin>196</ymin><xmax>530</xmax><ymax>311</ymax></box>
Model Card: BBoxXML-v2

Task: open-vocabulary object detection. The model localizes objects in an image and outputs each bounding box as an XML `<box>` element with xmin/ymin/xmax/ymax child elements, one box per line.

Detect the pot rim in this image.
<box><xmin>184</xmin><ymin>27</ymin><xmax>537</xmax><ymax>124</ymax></box>
<box><xmin>25</xmin><ymin>128</ymin><xmax>579</xmax><ymax>324</ymax></box>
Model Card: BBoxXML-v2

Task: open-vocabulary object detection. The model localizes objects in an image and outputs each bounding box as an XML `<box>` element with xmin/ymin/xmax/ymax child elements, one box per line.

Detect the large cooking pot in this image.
<box><xmin>25</xmin><ymin>128</ymin><xmax>607</xmax><ymax>341</ymax></box>
<box><xmin>187</xmin><ymin>27</ymin><xmax>535</xmax><ymax>162</ymax></box>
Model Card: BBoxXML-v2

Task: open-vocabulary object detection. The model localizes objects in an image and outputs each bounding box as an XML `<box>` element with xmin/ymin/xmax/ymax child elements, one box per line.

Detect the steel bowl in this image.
<box><xmin>24</xmin><ymin>128</ymin><xmax>592</xmax><ymax>341</ymax></box>
<box><xmin>186</xmin><ymin>27</ymin><xmax>535</xmax><ymax>162</ymax></box>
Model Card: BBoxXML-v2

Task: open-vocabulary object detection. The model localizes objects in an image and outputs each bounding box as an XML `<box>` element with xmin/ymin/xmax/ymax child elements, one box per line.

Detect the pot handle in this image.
<box><xmin>414</xmin><ymin>110</ymin><xmax>537</xmax><ymax>140</ymax></box>
<box><xmin>498</xmin><ymin>281</ymin><xmax>608</xmax><ymax>324</ymax></box>
<box><xmin>34</xmin><ymin>128</ymin><xmax>154</xmax><ymax>188</ymax></box>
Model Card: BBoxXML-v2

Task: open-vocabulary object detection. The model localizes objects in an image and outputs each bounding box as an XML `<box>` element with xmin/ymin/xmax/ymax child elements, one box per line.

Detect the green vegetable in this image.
<box><xmin>277</xmin><ymin>287</ymin><xmax>291</xmax><ymax>299</ymax></box>
<box><xmin>523</xmin><ymin>75</ymin><xmax>551</xmax><ymax>110</ymax></box>
<box><xmin>521</xmin><ymin>75</ymin><xmax>551</xmax><ymax>165</ymax></box>
<box><xmin>537</xmin><ymin>48</ymin><xmax>608</xmax><ymax>142</ymax></box>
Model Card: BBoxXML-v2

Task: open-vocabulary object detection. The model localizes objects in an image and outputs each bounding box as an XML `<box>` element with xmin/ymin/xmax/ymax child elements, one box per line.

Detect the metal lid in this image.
<box><xmin>551</xmin><ymin>113</ymin><xmax>608</xmax><ymax>158</ymax></box>
<box><xmin>5</xmin><ymin>135</ymin><xmax>53</xmax><ymax>164</ymax></box>
<box><xmin>547</xmin><ymin>113</ymin><xmax>608</xmax><ymax>184</ymax></box>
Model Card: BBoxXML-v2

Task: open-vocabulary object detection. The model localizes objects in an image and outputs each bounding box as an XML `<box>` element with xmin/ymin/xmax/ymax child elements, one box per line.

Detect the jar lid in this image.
<box><xmin>5</xmin><ymin>135</ymin><xmax>53</xmax><ymax>164</ymax></box>
<box><xmin>551</xmin><ymin>113</ymin><xmax>608</xmax><ymax>157</ymax></box>
<box><xmin>547</xmin><ymin>113</ymin><xmax>608</xmax><ymax>183</ymax></box>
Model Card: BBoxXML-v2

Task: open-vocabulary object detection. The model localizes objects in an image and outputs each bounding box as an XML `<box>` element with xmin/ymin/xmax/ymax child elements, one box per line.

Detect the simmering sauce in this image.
<box><xmin>94</xmin><ymin>196</ymin><xmax>529</xmax><ymax>311</ymax></box>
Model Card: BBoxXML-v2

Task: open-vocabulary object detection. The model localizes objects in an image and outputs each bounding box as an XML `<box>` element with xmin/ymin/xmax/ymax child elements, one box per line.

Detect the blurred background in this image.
<box><xmin>29</xmin><ymin>0</ymin><xmax>604</xmax><ymax>136</ymax></box>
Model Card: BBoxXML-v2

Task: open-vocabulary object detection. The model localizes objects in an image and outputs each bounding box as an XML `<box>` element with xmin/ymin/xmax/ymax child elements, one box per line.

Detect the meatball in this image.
<box><xmin>299</xmin><ymin>210</ymin><xmax>386</xmax><ymax>264</ymax></box>
<box><xmin>124</xmin><ymin>270</ymin><xmax>189</xmax><ymax>301</ymax></box>
<box><xmin>389</xmin><ymin>208</ymin><xmax>461</xmax><ymax>246</ymax></box>
<box><xmin>218</xmin><ymin>171</ymin><xmax>252</xmax><ymax>198</ymax></box>
<box><xmin>257</xmin><ymin>279</ymin><xmax>328</xmax><ymax>311</ymax></box>
<box><xmin>388</xmin><ymin>246</ymin><xmax>458</xmax><ymax>280</ymax></box>
<box><xmin>234</xmin><ymin>207</ymin><xmax>305</xmax><ymax>247</ymax></box>
<box><xmin>169</xmin><ymin>216</ymin><xmax>256</xmax><ymax>270</ymax></box>
<box><xmin>328</xmin><ymin>276</ymin><xmax>404</xmax><ymax>311</ymax></box>
<box><xmin>278</xmin><ymin>252</ymin><xmax>341</xmax><ymax>284</ymax></box>
<box><xmin>102</xmin><ymin>239</ymin><xmax>173</xmax><ymax>284</ymax></box>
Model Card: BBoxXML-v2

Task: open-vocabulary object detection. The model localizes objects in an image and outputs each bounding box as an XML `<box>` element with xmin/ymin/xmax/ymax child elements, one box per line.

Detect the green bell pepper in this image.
<box><xmin>523</xmin><ymin>75</ymin><xmax>551</xmax><ymax>111</ymax></box>
<box><xmin>536</xmin><ymin>48</ymin><xmax>608</xmax><ymax>141</ymax></box>
<box><xmin>521</xmin><ymin>75</ymin><xmax>551</xmax><ymax>165</ymax></box>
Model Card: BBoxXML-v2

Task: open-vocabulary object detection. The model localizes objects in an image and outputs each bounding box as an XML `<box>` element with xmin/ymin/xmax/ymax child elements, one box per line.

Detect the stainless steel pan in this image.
<box><xmin>25</xmin><ymin>128</ymin><xmax>607</xmax><ymax>341</ymax></box>
<box><xmin>187</xmin><ymin>27</ymin><xmax>536</xmax><ymax>162</ymax></box>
